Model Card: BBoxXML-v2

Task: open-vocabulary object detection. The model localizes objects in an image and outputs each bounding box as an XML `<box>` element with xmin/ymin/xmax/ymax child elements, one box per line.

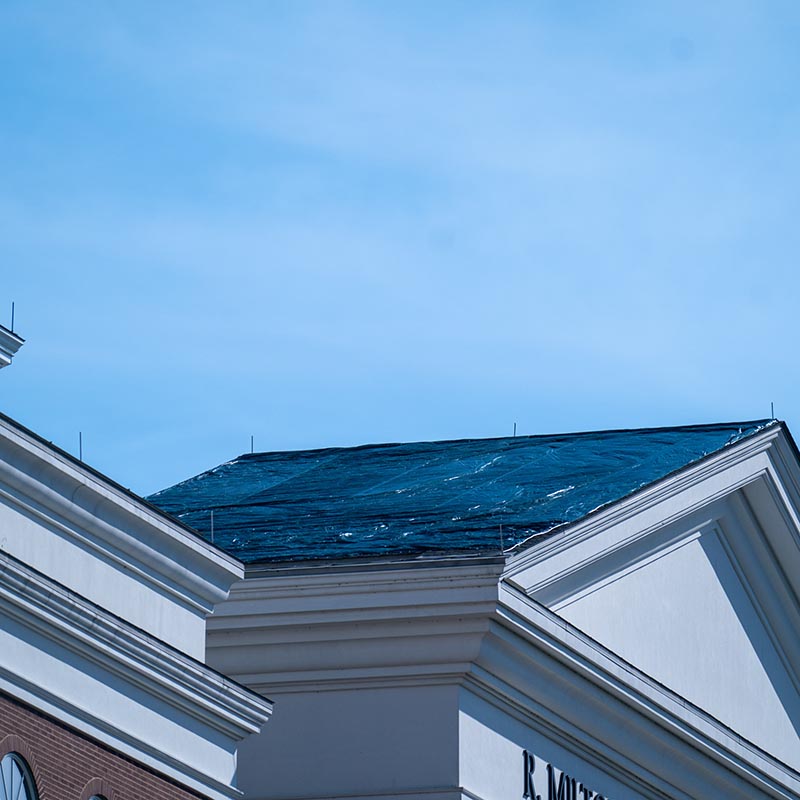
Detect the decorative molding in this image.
<box><xmin>0</xmin><ymin>550</ymin><xmax>270</xmax><ymax>739</ymax></box>
<box><xmin>0</xmin><ymin>670</ymin><xmax>244</xmax><ymax>800</ymax></box>
<box><xmin>462</xmin><ymin>675</ymin><xmax>678</xmax><ymax>800</ymax></box>
<box><xmin>0</xmin><ymin>549</ymin><xmax>271</xmax><ymax>800</ymax></box>
<box><xmin>493</xmin><ymin>423</ymin><xmax>800</xmax><ymax>774</ymax></box>
<box><xmin>0</xmin><ymin>412</ymin><xmax>243</xmax><ymax>616</ymax></box>
<box><xmin>207</xmin><ymin>560</ymin><xmax>503</xmax><ymax>688</ymax></box>
<box><xmin>0</xmin><ymin>326</ymin><xmax>23</xmax><ymax>370</ymax></box>
<box><xmin>714</xmin><ymin>500</ymin><xmax>800</xmax><ymax>699</ymax></box>
<box><xmin>210</xmin><ymin>550</ymin><xmax>800</xmax><ymax>798</ymax></box>
<box><xmin>494</xmin><ymin>583</ymin><xmax>800</xmax><ymax>799</ymax></box>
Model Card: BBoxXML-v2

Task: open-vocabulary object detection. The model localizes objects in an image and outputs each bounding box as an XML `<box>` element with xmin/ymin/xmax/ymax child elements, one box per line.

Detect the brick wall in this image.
<box><xmin>0</xmin><ymin>690</ymin><xmax>209</xmax><ymax>800</ymax></box>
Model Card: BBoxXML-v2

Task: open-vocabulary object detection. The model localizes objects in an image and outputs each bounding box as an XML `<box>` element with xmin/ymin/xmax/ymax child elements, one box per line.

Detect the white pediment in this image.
<box><xmin>504</xmin><ymin>424</ymin><xmax>800</xmax><ymax>770</ymax></box>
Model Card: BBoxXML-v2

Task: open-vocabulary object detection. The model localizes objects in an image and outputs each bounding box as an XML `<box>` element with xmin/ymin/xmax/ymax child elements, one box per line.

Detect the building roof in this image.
<box><xmin>147</xmin><ymin>420</ymin><xmax>773</xmax><ymax>564</ymax></box>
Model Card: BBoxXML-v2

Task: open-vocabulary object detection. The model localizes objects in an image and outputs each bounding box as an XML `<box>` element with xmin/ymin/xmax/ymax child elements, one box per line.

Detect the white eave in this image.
<box><xmin>0</xmin><ymin>326</ymin><xmax>23</xmax><ymax>369</ymax></box>
<box><xmin>0</xmin><ymin>550</ymin><xmax>271</xmax><ymax>733</ymax></box>
<box><xmin>0</xmin><ymin>410</ymin><xmax>243</xmax><ymax>612</ymax></box>
<box><xmin>0</xmin><ymin>549</ymin><xmax>271</xmax><ymax>800</ymax></box>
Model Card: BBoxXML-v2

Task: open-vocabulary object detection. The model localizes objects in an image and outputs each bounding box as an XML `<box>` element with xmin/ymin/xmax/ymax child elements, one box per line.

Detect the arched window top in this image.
<box><xmin>80</xmin><ymin>777</ymin><xmax>114</xmax><ymax>800</ymax></box>
<box><xmin>0</xmin><ymin>753</ymin><xmax>38</xmax><ymax>800</ymax></box>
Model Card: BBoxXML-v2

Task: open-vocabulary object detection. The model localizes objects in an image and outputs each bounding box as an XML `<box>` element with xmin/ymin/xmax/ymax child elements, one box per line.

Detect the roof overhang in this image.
<box><xmin>0</xmin><ymin>549</ymin><xmax>271</xmax><ymax>800</ymax></box>
<box><xmin>0</xmin><ymin>326</ymin><xmax>23</xmax><ymax>369</ymax></box>
<box><xmin>0</xmin><ymin>411</ymin><xmax>245</xmax><ymax>657</ymax></box>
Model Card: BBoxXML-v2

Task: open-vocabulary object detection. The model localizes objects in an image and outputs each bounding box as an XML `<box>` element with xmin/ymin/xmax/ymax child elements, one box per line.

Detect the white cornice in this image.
<box><xmin>0</xmin><ymin>549</ymin><xmax>271</xmax><ymax>800</ymax></box>
<box><xmin>208</xmin><ymin>560</ymin><xmax>504</xmax><ymax>691</ymax></box>
<box><xmin>493</xmin><ymin>583</ymin><xmax>800</xmax><ymax>799</ymax></box>
<box><xmin>497</xmin><ymin>424</ymin><xmax>800</xmax><ymax>709</ymax></box>
<box><xmin>0</xmin><ymin>413</ymin><xmax>242</xmax><ymax>614</ymax></box>
<box><xmin>0</xmin><ymin>327</ymin><xmax>23</xmax><ymax>369</ymax></box>
<box><xmin>209</xmin><ymin>546</ymin><xmax>800</xmax><ymax>798</ymax></box>
<box><xmin>235</xmin><ymin>557</ymin><xmax>504</xmax><ymax>607</ymax></box>
<box><xmin>0</xmin><ymin>550</ymin><xmax>271</xmax><ymax>737</ymax></box>
<box><xmin>488</xmin><ymin>422</ymin><xmax>800</xmax><ymax>793</ymax></box>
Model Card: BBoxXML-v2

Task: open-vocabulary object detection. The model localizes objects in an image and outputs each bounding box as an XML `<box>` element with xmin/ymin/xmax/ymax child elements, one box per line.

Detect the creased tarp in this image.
<box><xmin>147</xmin><ymin>420</ymin><xmax>773</xmax><ymax>564</ymax></box>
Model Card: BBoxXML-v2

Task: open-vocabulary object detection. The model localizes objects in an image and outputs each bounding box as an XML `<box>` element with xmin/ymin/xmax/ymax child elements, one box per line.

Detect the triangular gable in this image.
<box><xmin>504</xmin><ymin>422</ymin><xmax>800</xmax><ymax>770</ymax></box>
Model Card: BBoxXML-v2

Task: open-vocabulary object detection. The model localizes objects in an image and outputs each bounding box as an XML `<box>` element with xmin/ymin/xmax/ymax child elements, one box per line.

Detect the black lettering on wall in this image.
<box><xmin>523</xmin><ymin>750</ymin><xmax>535</xmax><ymax>799</ymax></box>
<box><xmin>547</xmin><ymin>763</ymin><xmax>569</xmax><ymax>800</ymax></box>
<box><xmin>523</xmin><ymin>751</ymin><xmax>610</xmax><ymax>800</ymax></box>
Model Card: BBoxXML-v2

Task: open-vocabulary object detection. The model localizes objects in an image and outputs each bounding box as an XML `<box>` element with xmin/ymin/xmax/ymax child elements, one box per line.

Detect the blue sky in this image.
<box><xmin>1</xmin><ymin>2</ymin><xmax>797</xmax><ymax>494</ymax></box>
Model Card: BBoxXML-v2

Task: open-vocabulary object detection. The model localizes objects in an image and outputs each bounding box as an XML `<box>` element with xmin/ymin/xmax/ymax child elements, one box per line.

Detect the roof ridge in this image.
<box><xmin>228</xmin><ymin>419</ymin><xmax>774</xmax><ymax>461</ymax></box>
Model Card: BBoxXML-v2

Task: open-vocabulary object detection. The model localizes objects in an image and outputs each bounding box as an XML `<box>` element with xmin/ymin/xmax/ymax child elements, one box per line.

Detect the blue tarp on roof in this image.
<box><xmin>147</xmin><ymin>421</ymin><xmax>772</xmax><ymax>564</ymax></box>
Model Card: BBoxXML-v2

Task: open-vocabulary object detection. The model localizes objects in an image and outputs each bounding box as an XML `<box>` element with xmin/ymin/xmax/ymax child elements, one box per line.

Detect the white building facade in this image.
<box><xmin>0</xmin><ymin>340</ymin><xmax>272</xmax><ymax>800</ymax></box>
<box><xmin>2</xmin><ymin>335</ymin><xmax>800</xmax><ymax>799</ymax></box>
<box><xmin>195</xmin><ymin>422</ymin><xmax>800</xmax><ymax>800</ymax></box>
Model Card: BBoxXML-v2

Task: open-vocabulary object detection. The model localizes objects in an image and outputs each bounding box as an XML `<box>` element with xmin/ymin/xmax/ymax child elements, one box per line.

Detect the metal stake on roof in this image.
<box><xmin>10</xmin><ymin>302</ymin><xmax>14</xmax><ymax>333</ymax></box>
